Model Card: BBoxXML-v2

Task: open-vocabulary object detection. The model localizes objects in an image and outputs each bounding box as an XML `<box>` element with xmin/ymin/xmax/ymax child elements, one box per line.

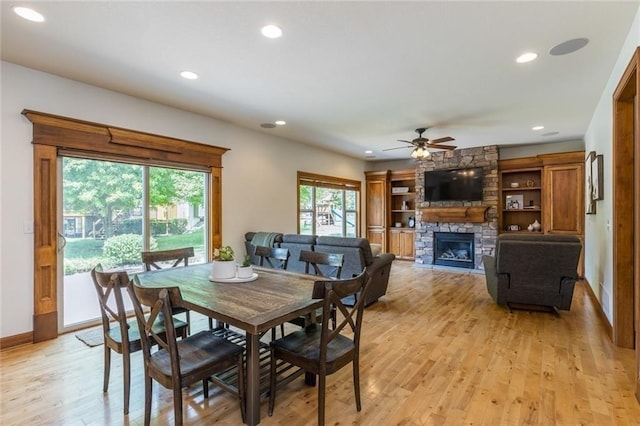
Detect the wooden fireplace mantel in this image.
<box><xmin>419</xmin><ymin>206</ymin><xmax>489</xmax><ymax>223</ymax></box>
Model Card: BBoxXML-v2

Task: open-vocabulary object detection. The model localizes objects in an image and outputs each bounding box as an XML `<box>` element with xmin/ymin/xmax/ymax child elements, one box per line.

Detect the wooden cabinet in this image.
<box><xmin>365</xmin><ymin>171</ymin><xmax>388</xmax><ymax>250</ymax></box>
<box><xmin>389</xmin><ymin>228</ymin><xmax>415</xmax><ymax>259</ymax></box>
<box><xmin>544</xmin><ymin>163</ymin><xmax>584</xmax><ymax>235</ymax></box>
<box><xmin>499</xmin><ymin>151</ymin><xmax>585</xmax><ymax>276</ymax></box>
<box><xmin>365</xmin><ymin>168</ymin><xmax>416</xmax><ymax>260</ymax></box>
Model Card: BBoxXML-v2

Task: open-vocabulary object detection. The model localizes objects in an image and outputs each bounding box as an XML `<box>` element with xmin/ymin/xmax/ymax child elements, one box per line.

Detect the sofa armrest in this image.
<box><xmin>558</xmin><ymin>276</ymin><xmax>577</xmax><ymax>310</ymax></box>
<box><xmin>482</xmin><ymin>255</ymin><xmax>498</xmax><ymax>303</ymax></box>
<box><xmin>360</xmin><ymin>253</ymin><xmax>395</xmax><ymax>306</ymax></box>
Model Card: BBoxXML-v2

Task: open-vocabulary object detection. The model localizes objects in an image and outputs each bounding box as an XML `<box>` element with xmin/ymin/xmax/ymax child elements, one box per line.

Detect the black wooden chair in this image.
<box><xmin>299</xmin><ymin>250</ymin><xmax>344</xmax><ymax>279</ymax></box>
<box><xmin>90</xmin><ymin>264</ymin><xmax>188</xmax><ymax>415</ymax></box>
<box><xmin>255</xmin><ymin>246</ymin><xmax>290</xmax><ymax>269</ymax></box>
<box><xmin>294</xmin><ymin>250</ymin><xmax>345</xmax><ymax>329</ymax></box>
<box><xmin>268</xmin><ymin>270</ymin><xmax>371</xmax><ymax>425</ymax></box>
<box><xmin>128</xmin><ymin>276</ymin><xmax>246</xmax><ymax>426</ymax></box>
<box><xmin>142</xmin><ymin>247</ymin><xmax>198</xmax><ymax>332</ymax></box>
<box><xmin>254</xmin><ymin>245</ymin><xmax>291</xmax><ymax>339</ymax></box>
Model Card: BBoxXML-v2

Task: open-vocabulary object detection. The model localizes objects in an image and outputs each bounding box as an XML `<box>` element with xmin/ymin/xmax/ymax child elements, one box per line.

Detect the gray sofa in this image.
<box><xmin>482</xmin><ymin>234</ymin><xmax>582</xmax><ymax>311</ymax></box>
<box><xmin>244</xmin><ymin>232</ymin><xmax>395</xmax><ymax>306</ymax></box>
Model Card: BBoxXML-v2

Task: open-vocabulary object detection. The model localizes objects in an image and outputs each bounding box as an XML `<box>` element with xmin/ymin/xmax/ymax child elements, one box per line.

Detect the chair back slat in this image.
<box><xmin>255</xmin><ymin>246</ymin><xmax>290</xmax><ymax>269</ymax></box>
<box><xmin>141</xmin><ymin>247</ymin><xmax>195</xmax><ymax>271</ymax></box>
<box><xmin>300</xmin><ymin>250</ymin><xmax>344</xmax><ymax>278</ymax></box>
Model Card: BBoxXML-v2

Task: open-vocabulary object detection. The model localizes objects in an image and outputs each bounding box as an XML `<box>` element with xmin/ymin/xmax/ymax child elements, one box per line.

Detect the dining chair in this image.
<box><xmin>142</xmin><ymin>247</ymin><xmax>198</xmax><ymax>332</ymax></box>
<box><xmin>268</xmin><ymin>270</ymin><xmax>371</xmax><ymax>425</ymax></box>
<box><xmin>294</xmin><ymin>250</ymin><xmax>345</xmax><ymax>329</ymax></box>
<box><xmin>127</xmin><ymin>276</ymin><xmax>246</xmax><ymax>426</ymax></box>
<box><xmin>90</xmin><ymin>264</ymin><xmax>188</xmax><ymax>415</ymax></box>
<box><xmin>299</xmin><ymin>250</ymin><xmax>344</xmax><ymax>279</ymax></box>
<box><xmin>255</xmin><ymin>245</ymin><xmax>291</xmax><ymax>339</ymax></box>
<box><xmin>255</xmin><ymin>245</ymin><xmax>290</xmax><ymax>269</ymax></box>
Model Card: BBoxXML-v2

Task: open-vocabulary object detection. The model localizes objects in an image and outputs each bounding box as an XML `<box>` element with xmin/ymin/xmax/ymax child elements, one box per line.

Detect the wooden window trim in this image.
<box><xmin>25</xmin><ymin>110</ymin><xmax>228</xmax><ymax>342</ymax></box>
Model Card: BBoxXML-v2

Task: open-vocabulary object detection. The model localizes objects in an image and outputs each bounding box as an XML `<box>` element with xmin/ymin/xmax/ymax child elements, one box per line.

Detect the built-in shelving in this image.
<box><xmin>499</xmin><ymin>167</ymin><xmax>542</xmax><ymax>232</ymax></box>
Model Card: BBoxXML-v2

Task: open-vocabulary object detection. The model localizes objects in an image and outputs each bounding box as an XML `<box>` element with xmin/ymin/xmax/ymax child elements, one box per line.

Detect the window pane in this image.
<box><xmin>62</xmin><ymin>157</ymin><xmax>144</xmax><ymax>327</ymax></box>
<box><xmin>345</xmin><ymin>212</ymin><xmax>357</xmax><ymax>237</ymax></box>
<box><xmin>299</xmin><ymin>185</ymin><xmax>313</xmax><ymax>210</ymax></box>
<box><xmin>300</xmin><ymin>212</ymin><xmax>314</xmax><ymax>234</ymax></box>
<box><xmin>345</xmin><ymin>190</ymin><xmax>357</xmax><ymax>210</ymax></box>
<box><xmin>149</xmin><ymin>167</ymin><xmax>206</xmax><ymax>264</ymax></box>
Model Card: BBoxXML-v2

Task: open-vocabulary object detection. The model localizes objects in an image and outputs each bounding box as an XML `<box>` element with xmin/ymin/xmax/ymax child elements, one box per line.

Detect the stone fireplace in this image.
<box><xmin>414</xmin><ymin>145</ymin><xmax>499</xmax><ymax>271</ymax></box>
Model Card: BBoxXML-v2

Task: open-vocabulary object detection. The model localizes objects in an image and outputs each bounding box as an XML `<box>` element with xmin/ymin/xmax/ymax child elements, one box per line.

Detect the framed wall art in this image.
<box><xmin>585</xmin><ymin>151</ymin><xmax>596</xmax><ymax>214</ymax></box>
<box><xmin>591</xmin><ymin>154</ymin><xmax>604</xmax><ymax>201</ymax></box>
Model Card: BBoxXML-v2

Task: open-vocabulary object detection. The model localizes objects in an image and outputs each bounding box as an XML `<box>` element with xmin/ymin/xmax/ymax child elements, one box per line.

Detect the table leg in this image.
<box><xmin>305</xmin><ymin>372</ymin><xmax>316</xmax><ymax>386</ymax></box>
<box><xmin>245</xmin><ymin>332</ymin><xmax>261</xmax><ymax>426</ymax></box>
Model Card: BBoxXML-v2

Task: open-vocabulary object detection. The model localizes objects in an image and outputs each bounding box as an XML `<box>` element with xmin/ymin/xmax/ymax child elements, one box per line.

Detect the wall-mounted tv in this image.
<box><xmin>424</xmin><ymin>167</ymin><xmax>484</xmax><ymax>202</ymax></box>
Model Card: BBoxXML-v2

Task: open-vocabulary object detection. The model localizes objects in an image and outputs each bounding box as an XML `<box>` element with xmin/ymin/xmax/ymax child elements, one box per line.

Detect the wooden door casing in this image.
<box><xmin>26</xmin><ymin>110</ymin><xmax>227</xmax><ymax>343</ymax></box>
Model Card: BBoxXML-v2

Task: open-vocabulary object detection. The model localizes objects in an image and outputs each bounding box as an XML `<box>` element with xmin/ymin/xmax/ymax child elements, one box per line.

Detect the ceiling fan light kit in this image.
<box><xmin>411</xmin><ymin>145</ymin><xmax>430</xmax><ymax>159</ymax></box>
<box><xmin>385</xmin><ymin>127</ymin><xmax>457</xmax><ymax>159</ymax></box>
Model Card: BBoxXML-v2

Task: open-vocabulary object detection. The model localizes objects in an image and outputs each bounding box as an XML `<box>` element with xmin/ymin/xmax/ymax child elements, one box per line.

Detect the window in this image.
<box><xmin>26</xmin><ymin>110</ymin><xmax>226</xmax><ymax>341</ymax></box>
<box><xmin>298</xmin><ymin>172</ymin><xmax>361</xmax><ymax>237</ymax></box>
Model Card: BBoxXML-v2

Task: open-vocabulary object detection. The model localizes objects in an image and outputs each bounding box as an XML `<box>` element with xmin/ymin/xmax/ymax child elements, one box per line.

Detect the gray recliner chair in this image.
<box><xmin>482</xmin><ymin>234</ymin><xmax>582</xmax><ymax>311</ymax></box>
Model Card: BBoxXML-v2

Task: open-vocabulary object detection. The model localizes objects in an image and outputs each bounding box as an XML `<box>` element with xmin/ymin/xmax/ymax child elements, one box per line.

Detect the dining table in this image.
<box><xmin>135</xmin><ymin>263</ymin><xmax>322</xmax><ymax>426</ymax></box>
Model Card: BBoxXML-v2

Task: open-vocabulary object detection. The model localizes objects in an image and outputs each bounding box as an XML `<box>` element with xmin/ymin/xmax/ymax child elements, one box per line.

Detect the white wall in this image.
<box><xmin>583</xmin><ymin>6</ymin><xmax>640</xmax><ymax>323</ymax></box>
<box><xmin>498</xmin><ymin>139</ymin><xmax>585</xmax><ymax>160</ymax></box>
<box><xmin>0</xmin><ymin>62</ymin><xmax>366</xmax><ymax>338</ymax></box>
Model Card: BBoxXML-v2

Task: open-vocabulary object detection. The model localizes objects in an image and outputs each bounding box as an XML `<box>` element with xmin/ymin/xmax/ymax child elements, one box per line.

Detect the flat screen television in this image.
<box><xmin>424</xmin><ymin>167</ymin><xmax>484</xmax><ymax>202</ymax></box>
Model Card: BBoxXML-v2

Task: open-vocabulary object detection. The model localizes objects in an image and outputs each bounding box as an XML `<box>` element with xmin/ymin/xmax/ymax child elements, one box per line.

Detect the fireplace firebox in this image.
<box><xmin>433</xmin><ymin>232</ymin><xmax>475</xmax><ymax>269</ymax></box>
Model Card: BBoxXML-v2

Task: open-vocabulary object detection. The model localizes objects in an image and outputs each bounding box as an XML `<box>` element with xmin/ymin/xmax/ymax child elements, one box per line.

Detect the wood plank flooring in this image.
<box><xmin>1</xmin><ymin>261</ymin><xmax>639</xmax><ymax>425</ymax></box>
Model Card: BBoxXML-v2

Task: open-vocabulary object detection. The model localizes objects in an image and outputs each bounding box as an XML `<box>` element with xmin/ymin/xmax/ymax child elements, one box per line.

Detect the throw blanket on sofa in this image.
<box><xmin>251</xmin><ymin>232</ymin><xmax>280</xmax><ymax>248</ymax></box>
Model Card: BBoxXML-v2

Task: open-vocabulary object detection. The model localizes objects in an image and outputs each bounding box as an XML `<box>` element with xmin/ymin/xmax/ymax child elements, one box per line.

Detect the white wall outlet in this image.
<box><xmin>23</xmin><ymin>221</ymin><xmax>34</xmax><ymax>234</ymax></box>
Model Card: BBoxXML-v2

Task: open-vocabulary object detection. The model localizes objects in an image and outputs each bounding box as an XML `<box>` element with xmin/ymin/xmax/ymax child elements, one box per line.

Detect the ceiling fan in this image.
<box><xmin>384</xmin><ymin>128</ymin><xmax>457</xmax><ymax>158</ymax></box>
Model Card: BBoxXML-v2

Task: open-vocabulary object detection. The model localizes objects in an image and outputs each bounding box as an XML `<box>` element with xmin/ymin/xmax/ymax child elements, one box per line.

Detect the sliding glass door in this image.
<box><xmin>59</xmin><ymin>157</ymin><xmax>207</xmax><ymax>330</ymax></box>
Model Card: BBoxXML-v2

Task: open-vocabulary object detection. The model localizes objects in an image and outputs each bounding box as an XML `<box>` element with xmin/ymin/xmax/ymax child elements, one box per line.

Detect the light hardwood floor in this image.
<box><xmin>1</xmin><ymin>261</ymin><xmax>639</xmax><ymax>425</ymax></box>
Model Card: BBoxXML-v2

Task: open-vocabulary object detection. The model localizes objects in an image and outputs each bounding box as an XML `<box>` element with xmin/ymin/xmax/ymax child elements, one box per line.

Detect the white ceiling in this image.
<box><xmin>2</xmin><ymin>1</ymin><xmax>638</xmax><ymax>161</ymax></box>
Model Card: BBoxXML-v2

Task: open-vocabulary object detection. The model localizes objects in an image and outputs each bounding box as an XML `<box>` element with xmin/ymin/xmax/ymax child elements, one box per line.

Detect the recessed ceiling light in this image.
<box><xmin>261</xmin><ymin>24</ymin><xmax>283</xmax><ymax>39</ymax></box>
<box><xmin>275</xmin><ymin>120</ymin><xmax>286</xmax><ymax>126</ymax></box>
<box><xmin>532</xmin><ymin>126</ymin><xmax>544</xmax><ymax>131</ymax></box>
<box><xmin>516</xmin><ymin>52</ymin><xmax>538</xmax><ymax>63</ymax></box>
<box><xmin>180</xmin><ymin>71</ymin><xmax>198</xmax><ymax>80</ymax></box>
<box><xmin>13</xmin><ymin>6</ymin><xmax>45</xmax><ymax>22</ymax></box>
<box><xmin>365</xmin><ymin>150</ymin><xmax>373</xmax><ymax>155</ymax></box>
<box><xmin>550</xmin><ymin>38</ymin><xmax>589</xmax><ymax>56</ymax></box>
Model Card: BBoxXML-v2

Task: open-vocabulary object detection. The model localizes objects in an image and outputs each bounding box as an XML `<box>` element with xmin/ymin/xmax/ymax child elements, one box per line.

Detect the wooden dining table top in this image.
<box><xmin>135</xmin><ymin>263</ymin><xmax>322</xmax><ymax>335</ymax></box>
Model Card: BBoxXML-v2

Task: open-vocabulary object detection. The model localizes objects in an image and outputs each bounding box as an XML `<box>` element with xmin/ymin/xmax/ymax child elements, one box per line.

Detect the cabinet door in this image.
<box><xmin>400</xmin><ymin>230</ymin><xmax>415</xmax><ymax>259</ymax></box>
<box><xmin>388</xmin><ymin>229</ymin><xmax>401</xmax><ymax>257</ymax></box>
<box><xmin>544</xmin><ymin>164</ymin><xmax>584</xmax><ymax>234</ymax></box>
<box><xmin>367</xmin><ymin>228</ymin><xmax>386</xmax><ymax>250</ymax></box>
<box><xmin>366</xmin><ymin>179</ymin><xmax>386</xmax><ymax>228</ymax></box>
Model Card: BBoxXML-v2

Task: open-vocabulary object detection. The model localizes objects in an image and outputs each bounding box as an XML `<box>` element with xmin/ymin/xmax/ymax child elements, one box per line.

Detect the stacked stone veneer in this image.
<box><xmin>415</xmin><ymin>145</ymin><xmax>499</xmax><ymax>270</ymax></box>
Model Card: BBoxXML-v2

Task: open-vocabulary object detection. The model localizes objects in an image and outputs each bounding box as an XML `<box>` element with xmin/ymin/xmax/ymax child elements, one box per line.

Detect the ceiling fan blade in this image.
<box><xmin>427</xmin><ymin>143</ymin><xmax>457</xmax><ymax>150</ymax></box>
<box><xmin>396</xmin><ymin>139</ymin><xmax>412</xmax><ymax>143</ymax></box>
<box><xmin>428</xmin><ymin>136</ymin><xmax>455</xmax><ymax>144</ymax></box>
<box><xmin>382</xmin><ymin>146</ymin><xmax>413</xmax><ymax>151</ymax></box>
